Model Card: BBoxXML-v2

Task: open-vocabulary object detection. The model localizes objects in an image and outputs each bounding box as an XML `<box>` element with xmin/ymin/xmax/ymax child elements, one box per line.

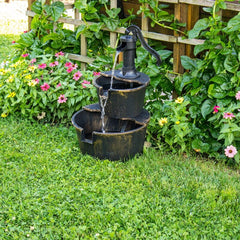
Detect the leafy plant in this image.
<box><xmin>15</xmin><ymin>0</ymin><xmax>79</xmax><ymax>55</ymax></box>
<box><xmin>137</xmin><ymin>0</ymin><xmax>186</xmax><ymax>35</ymax></box>
<box><xmin>75</xmin><ymin>0</ymin><xmax>136</xmax><ymax>58</ymax></box>
<box><xmin>0</xmin><ymin>52</ymin><xmax>97</xmax><ymax>123</ymax></box>
<box><xmin>172</xmin><ymin>0</ymin><xmax>240</xmax><ymax>163</ymax></box>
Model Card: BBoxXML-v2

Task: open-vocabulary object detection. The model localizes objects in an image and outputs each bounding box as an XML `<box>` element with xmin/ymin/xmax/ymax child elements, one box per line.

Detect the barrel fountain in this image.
<box><xmin>72</xmin><ymin>25</ymin><xmax>161</xmax><ymax>160</ymax></box>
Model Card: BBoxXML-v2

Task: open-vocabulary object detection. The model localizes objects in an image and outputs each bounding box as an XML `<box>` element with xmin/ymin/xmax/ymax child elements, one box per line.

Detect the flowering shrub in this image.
<box><xmin>147</xmin><ymin>97</ymin><xmax>200</xmax><ymax>153</ymax></box>
<box><xmin>0</xmin><ymin>52</ymin><xmax>97</xmax><ymax>123</ymax></box>
<box><xmin>170</xmin><ymin>0</ymin><xmax>240</xmax><ymax>164</ymax></box>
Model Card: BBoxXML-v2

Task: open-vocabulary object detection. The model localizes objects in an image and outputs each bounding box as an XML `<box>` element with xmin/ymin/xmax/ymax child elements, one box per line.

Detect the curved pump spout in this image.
<box><xmin>117</xmin><ymin>25</ymin><xmax>161</xmax><ymax>79</ymax></box>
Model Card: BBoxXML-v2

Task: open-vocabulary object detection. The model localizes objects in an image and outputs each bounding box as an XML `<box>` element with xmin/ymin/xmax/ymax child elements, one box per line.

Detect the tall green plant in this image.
<box><xmin>173</xmin><ymin>0</ymin><xmax>240</xmax><ymax>163</ymax></box>
<box><xmin>15</xmin><ymin>0</ymin><xmax>79</xmax><ymax>56</ymax></box>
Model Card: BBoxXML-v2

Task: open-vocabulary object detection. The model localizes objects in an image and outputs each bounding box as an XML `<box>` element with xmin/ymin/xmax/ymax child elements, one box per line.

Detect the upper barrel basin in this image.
<box><xmin>93</xmin><ymin>70</ymin><xmax>150</xmax><ymax>119</ymax></box>
<box><xmin>71</xmin><ymin>104</ymin><xmax>150</xmax><ymax>161</ymax></box>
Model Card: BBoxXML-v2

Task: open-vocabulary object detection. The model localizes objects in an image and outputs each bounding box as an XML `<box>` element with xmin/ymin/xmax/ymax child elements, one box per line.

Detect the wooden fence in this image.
<box><xmin>26</xmin><ymin>0</ymin><xmax>240</xmax><ymax>72</ymax></box>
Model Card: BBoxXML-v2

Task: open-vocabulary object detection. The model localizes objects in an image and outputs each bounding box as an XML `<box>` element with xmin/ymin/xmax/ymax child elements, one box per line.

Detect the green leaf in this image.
<box><xmin>190</xmin><ymin>86</ymin><xmax>201</xmax><ymax>96</ymax></box>
<box><xmin>188</xmin><ymin>18</ymin><xmax>209</xmax><ymax>39</ymax></box>
<box><xmin>181</xmin><ymin>56</ymin><xmax>197</xmax><ymax>71</ymax></box>
<box><xmin>99</xmin><ymin>0</ymin><xmax>108</xmax><ymax>3</ymax></box>
<box><xmin>177</xmin><ymin>74</ymin><xmax>193</xmax><ymax>92</ymax></box>
<box><xmin>223</xmin><ymin>14</ymin><xmax>240</xmax><ymax>33</ymax></box>
<box><xmin>226</xmin><ymin>133</ymin><xmax>234</xmax><ymax>146</ymax></box>
<box><xmin>18</xmin><ymin>31</ymin><xmax>35</xmax><ymax>47</ymax></box>
<box><xmin>213</xmin><ymin>56</ymin><xmax>225</xmax><ymax>74</ymax></box>
<box><xmin>234</xmin><ymin>152</ymin><xmax>240</xmax><ymax>163</ymax></box>
<box><xmin>75</xmin><ymin>25</ymin><xmax>86</xmax><ymax>39</ymax></box>
<box><xmin>194</xmin><ymin>42</ymin><xmax>211</xmax><ymax>56</ymax></box>
<box><xmin>189</xmin><ymin>106</ymin><xmax>199</xmax><ymax>118</ymax></box>
<box><xmin>31</xmin><ymin>0</ymin><xmax>42</xmax><ymax>14</ymax></box>
<box><xmin>89</xmin><ymin>23</ymin><xmax>103</xmax><ymax>32</ymax></box>
<box><xmin>208</xmin><ymin>84</ymin><xmax>227</xmax><ymax>99</ymax></box>
<box><xmin>192</xmin><ymin>139</ymin><xmax>210</xmax><ymax>153</ymax></box>
<box><xmin>106</xmin><ymin>8</ymin><xmax>121</xmax><ymax>18</ymax></box>
<box><xmin>30</xmin><ymin>14</ymin><xmax>41</xmax><ymax>29</ymax></box>
<box><xmin>224</xmin><ymin>55</ymin><xmax>239</xmax><ymax>73</ymax></box>
<box><xmin>201</xmin><ymin>99</ymin><xmax>214</xmax><ymax>119</ymax></box>
<box><xmin>103</xmin><ymin>18</ymin><xmax>119</xmax><ymax>31</ymax></box>
<box><xmin>51</xmin><ymin>1</ymin><xmax>65</xmax><ymax>22</ymax></box>
<box><xmin>209</xmin><ymin>75</ymin><xmax>227</xmax><ymax>85</ymax></box>
<box><xmin>42</xmin><ymin>33</ymin><xmax>62</xmax><ymax>43</ymax></box>
<box><xmin>157</xmin><ymin>50</ymin><xmax>172</xmax><ymax>60</ymax></box>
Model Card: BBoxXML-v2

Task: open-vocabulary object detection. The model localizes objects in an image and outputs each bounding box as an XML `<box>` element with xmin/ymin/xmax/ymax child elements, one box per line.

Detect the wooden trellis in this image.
<box><xmin>26</xmin><ymin>0</ymin><xmax>240</xmax><ymax>73</ymax></box>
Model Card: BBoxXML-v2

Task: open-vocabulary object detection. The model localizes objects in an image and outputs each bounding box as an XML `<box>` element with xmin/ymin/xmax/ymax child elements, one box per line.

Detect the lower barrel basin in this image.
<box><xmin>72</xmin><ymin>104</ymin><xmax>150</xmax><ymax>161</ymax></box>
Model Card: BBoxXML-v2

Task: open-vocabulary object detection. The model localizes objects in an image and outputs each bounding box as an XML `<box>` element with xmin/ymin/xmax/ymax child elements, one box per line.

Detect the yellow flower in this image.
<box><xmin>28</xmin><ymin>80</ymin><xmax>37</xmax><ymax>87</ymax></box>
<box><xmin>0</xmin><ymin>68</ymin><xmax>9</xmax><ymax>75</ymax></box>
<box><xmin>37</xmin><ymin>112</ymin><xmax>46</xmax><ymax>120</ymax></box>
<box><xmin>1</xmin><ymin>112</ymin><xmax>8</xmax><ymax>118</ymax></box>
<box><xmin>25</xmin><ymin>74</ymin><xmax>32</xmax><ymax>79</ymax></box>
<box><xmin>194</xmin><ymin>149</ymin><xmax>201</xmax><ymax>153</ymax></box>
<box><xmin>175</xmin><ymin>121</ymin><xmax>180</xmax><ymax>125</ymax></box>
<box><xmin>6</xmin><ymin>75</ymin><xmax>14</xmax><ymax>83</ymax></box>
<box><xmin>7</xmin><ymin>92</ymin><xmax>16</xmax><ymax>98</ymax></box>
<box><xmin>28</xmin><ymin>65</ymin><xmax>36</xmax><ymax>72</ymax></box>
<box><xmin>0</xmin><ymin>84</ymin><xmax>2</xmax><ymax>87</ymax></box>
<box><xmin>175</xmin><ymin>97</ymin><xmax>184</xmax><ymax>104</ymax></box>
<box><xmin>11</xmin><ymin>60</ymin><xmax>23</xmax><ymax>68</ymax></box>
<box><xmin>158</xmin><ymin>117</ymin><xmax>168</xmax><ymax>126</ymax></box>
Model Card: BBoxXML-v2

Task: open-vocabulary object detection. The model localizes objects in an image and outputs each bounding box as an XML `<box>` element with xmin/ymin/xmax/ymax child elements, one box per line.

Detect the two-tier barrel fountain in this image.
<box><xmin>72</xmin><ymin>25</ymin><xmax>161</xmax><ymax>160</ymax></box>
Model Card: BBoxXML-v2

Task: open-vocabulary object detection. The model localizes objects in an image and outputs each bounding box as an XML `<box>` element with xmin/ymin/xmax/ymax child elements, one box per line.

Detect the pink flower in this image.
<box><xmin>213</xmin><ymin>105</ymin><xmax>220</xmax><ymax>113</ymax></box>
<box><xmin>49</xmin><ymin>62</ymin><xmax>56</xmax><ymax>67</ymax></box>
<box><xmin>235</xmin><ymin>91</ymin><xmax>240</xmax><ymax>100</ymax></box>
<box><xmin>12</xmin><ymin>41</ymin><xmax>16</xmax><ymax>44</ymax></box>
<box><xmin>38</xmin><ymin>63</ymin><xmax>47</xmax><ymax>69</ymax></box>
<box><xmin>55</xmin><ymin>51</ymin><xmax>64</xmax><ymax>57</ymax></box>
<box><xmin>49</xmin><ymin>61</ymin><xmax>59</xmax><ymax>67</ymax></box>
<box><xmin>23</xmin><ymin>30</ymin><xmax>28</xmax><ymax>33</ymax></box>
<box><xmin>93</xmin><ymin>72</ymin><xmax>101</xmax><ymax>76</ymax></box>
<box><xmin>82</xmin><ymin>80</ymin><xmax>91</xmax><ymax>88</ymax></box>
<box><xmin>22</xmin><ymin>53</ymin><xmax>29</xmax><ymax>58</ymax></box>
<box><xmin>58</xmin><ymin>94</ymin><xmax>67</xmax><ymax>103</ymax></box>
<box><xmin>65</xmin><ymin>62</ymin><xmax>72</xmax><ymax>68</ymax></box>
<box><xmin>73</xmin><ymin>71</ymin><xmax>83</xmax><ymax>81</ymax></box>
<box><xmin>34</xmin><ymin>78</ymin><xmax>39</xmax><ymax>84</ymax></box>
<box><xmin>56</xmin><ymin>83</ymin><xmax>61</xmax><ymax>88</ymax></box>
<box><xmin>66</xmin><ymin>67</ymin><xmax>74</xmax><ymax>73</ymax></box>
<box><xmin>224</xmin><ymin>145</ymin><xmax>237</xmax><ymax>158</ymax></box>
<box><xmin>30</xmin><ymin>58</ymin><xmax>36</xmax><ymax>64</ymax></box>
<box><xmin>223</xmin><ymin>112</ymin><xmax>235</xmax><ymax>119</ymax></box>
<box><xmin>72</xmin><ymin>64</ymin><xmax>78</xmax><ymax>69</ymax></box>
<box><xmin>40</xmin><ymin>83</ymin><xmax>50</xmax><ymax>91</ymax></box>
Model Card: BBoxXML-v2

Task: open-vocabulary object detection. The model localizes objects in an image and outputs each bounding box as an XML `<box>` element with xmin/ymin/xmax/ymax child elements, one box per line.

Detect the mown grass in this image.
<box><xmin>0</xmin><ymin>117</ymin><xmax>240</xmax><ymax>239</ymax></box>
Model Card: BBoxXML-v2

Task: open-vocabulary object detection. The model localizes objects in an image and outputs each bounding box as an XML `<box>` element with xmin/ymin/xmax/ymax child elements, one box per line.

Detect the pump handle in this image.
<box><xmin>125</xmin><ymin>25</ymin><xmax>161</xmax><ymax>66</ymax></box>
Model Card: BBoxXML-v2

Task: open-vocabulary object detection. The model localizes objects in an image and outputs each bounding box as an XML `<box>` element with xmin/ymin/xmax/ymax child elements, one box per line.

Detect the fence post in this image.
<box><xmin>110</xmin><ymin>0</ymin><xmax>118</xmax><ymax>48</ymax></box>
<box><xmin>173</xmin><ymin>2</ymin><xmax>188</xmax><ymax>98</ymax></box>
<box><xmin>186</xmin><ymin>4</ymin><xmax>199</xmax><ymax>57</ymax></box>
<box><xmin>27</xmin><ymin>0</ymin><xmax>35</xmax><ymax>31</ymax></box>
<box><xmin>141</xmin><ymin>3</ymin><xmax>149</xmax><ymax>42</ymax></box>
<box><xmin>74</xmin><ymin>0</ymin><xmax>87</xmax><ymax>70</ymax></box>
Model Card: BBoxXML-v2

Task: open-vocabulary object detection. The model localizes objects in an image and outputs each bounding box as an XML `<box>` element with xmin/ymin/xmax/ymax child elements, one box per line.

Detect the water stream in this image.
<box><xmin>110</xmin><ymin>51</ymin><xmax>120</xmax><ymax>90</ymax></box>
<box><xmin>99</xmin><ymin>51</ymin><xmax>120</xmax><ymax>133</ymax></box>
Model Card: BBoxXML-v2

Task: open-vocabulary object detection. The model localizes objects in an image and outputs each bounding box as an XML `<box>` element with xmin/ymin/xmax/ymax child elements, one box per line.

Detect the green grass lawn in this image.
<box><xmin>0</xmin><ymin>117</ymin><xmax>240</xmax><ymax>239</ymax></box>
